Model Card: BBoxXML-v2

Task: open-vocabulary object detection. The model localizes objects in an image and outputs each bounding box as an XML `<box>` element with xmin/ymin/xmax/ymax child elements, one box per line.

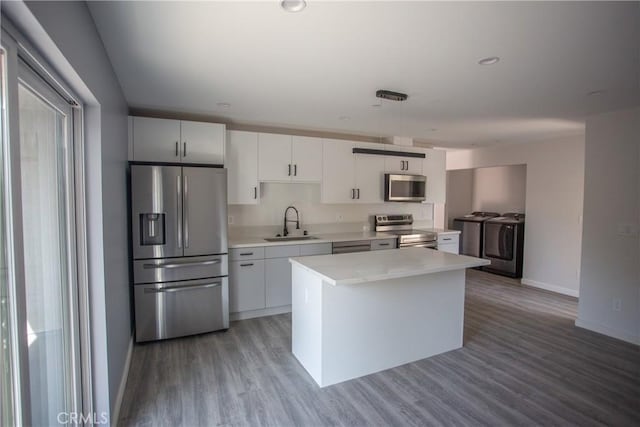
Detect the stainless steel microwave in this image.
<box><xmin>384</xmin><ymin>174</ymin><xmax>427</xmax><ymax>202</ymax></box>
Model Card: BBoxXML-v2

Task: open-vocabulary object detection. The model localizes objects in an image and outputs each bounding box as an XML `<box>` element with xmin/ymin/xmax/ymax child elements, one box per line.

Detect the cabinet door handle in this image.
<box><xmin>351</xmin><ymin>189</ymin><xmax>355</xmax><ymax>199</ymax></box>
<box><xmin>175</xmin><ymin>141</ymin><xmax>179</xmax><ymax>157</ymax></box>
<box><xmin>240</xmin><ymin>263</ymin><xmax>254</xmax><ymax>267</ymax></box>
<box><xmin>294</xmin><ymin>164</ymin><xmax>297</xmax><ymax>176</ymax></box>
<box><xmin>379</xmin><ymin>243</ymin><xmax>390</xmax><ymax>246</ymax></box>
<box><xmin>254</xmin><ymin>186</ymin><xmax>258</xmax><ymax>199</ymax></box>
<box><xmin>288</xmin><ymin>164</ymin><xmax>291</xmax><ymax>176</ymax></box>
<box><xmin>357</xmin><ymin>188</ymin><xmax>360</xmax><ymax>199</ymax></box>
<box><xmin>183</xmin><ymin>142</ymin><xmax>187</xmax><ymax>157</ymax></box>
<box><xmin>401</xmin><ymin>160</ymin><xmax>404</xmax><ymax>170</ymax></box>
<box><xmin>239</xmin><ymin>252</ymin><xmax>254</xmax><ymax>256</ymax></box>
<box><xmin>442</xmin><ymin>238</ymin><xmax>452</xmax><ymax>241</ymax></box>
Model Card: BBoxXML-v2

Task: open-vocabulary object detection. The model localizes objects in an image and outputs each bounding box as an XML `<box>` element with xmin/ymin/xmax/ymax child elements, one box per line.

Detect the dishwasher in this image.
<box><xmin>332</xmin><ymin>240</ymin><xmax>371</xmax><ymax>254</ymax></box>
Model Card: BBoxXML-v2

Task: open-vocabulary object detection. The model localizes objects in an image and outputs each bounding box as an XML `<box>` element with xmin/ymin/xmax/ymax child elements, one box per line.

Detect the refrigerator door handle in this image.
<box><xmin>177</xmin><ymin>174</ymin><xmax>182</xmax><ymax>248</ymax></box>
<box><xmin>144</xmin><ymin>281</ymin><xmax>222</xmax><ymax>293</ymax></box>
<box><xmin>184</xmin><ymin>175</ymin><xmax>189</xmax><ymax>248</ymax></box>
<box><xmin>142</xmin><ymin>259</ymin><xmax>222</xmax><ymax>269</ymax></box>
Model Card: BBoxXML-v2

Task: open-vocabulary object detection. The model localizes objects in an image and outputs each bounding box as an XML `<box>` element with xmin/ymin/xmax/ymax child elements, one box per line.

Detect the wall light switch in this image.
<box><xmin>612</xmin><ymin>298</ymin><xmax>622</xmax><ymax>312</ymax></box>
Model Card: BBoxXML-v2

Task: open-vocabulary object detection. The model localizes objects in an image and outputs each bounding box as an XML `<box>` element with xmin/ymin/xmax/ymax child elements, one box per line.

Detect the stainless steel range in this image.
<box><xmin>374</xmin><ymin>214</ymin><xmax>437</xmax><ymax>248</ymax></box>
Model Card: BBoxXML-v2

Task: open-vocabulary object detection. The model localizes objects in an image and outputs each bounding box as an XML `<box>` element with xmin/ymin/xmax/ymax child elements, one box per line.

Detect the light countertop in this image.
<box><xmin>424</xmin><ymin>228</ymin><xmax>460</xmax><ymax>235</ymax></box>
<box><xmin>229</xmin><ymin>231</ymin><xmax>397</xmax><ymax>248</ymax></box>
<box><xmin>290</xmin><ymin>247</ymin><xmax>489</xmax><ymax>286</ymax></box>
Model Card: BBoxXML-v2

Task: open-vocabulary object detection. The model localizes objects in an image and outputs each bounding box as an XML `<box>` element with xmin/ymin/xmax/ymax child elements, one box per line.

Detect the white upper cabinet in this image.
<box><xmin>258</xmin><ymin>133</ymin><xmax>323</xmax><ymax>182</ymax></box>
<box><xmin>227</xmin><ymin>130</ymin><xmax>259</xmax><ymax>205</ymax></box>
<box><xmin>322</xmin><ymin>139</ymin><xmax>356</xmax><ymax>203</ymax></box>
<box><xmin>423</xmin><ymin>148</ymin><xmax>446</xmax><ymax>204</ymax></box>
<box><xmin>322</xmin><ymin>140</ymin><xmax>384</xmax><ymax>203</ymax></box>
<box><xmin>384</xmin><ymin>146</ymin><xmax>424</xmax><ymax>175</ymax></box>
<box><xmin>131</xmin><ymin>116</ymin><xmax>225</xmax><ymax>165</ymax></box>
<box><xmin>180</xmin><ymin>120</ymin><xmax>225</xmax><ymax>165</ymax></box>
<box><xmin>258</xmin><ymin>133</ymin><xmax>292</xmax><ymax>181</ymax></box>
<box><xmin>291</xmin><ymin>136</ymin><xmax>323</xmax><ymax>182</ymax></box>
<box><xmin>132</xmin><ymin>117</ymin><xmax>181</xmax><ymax>163</ymax></box>
<box><xmin>354</xmin><ymin>143</ymin><xmax>385</xmax><ymax>203</ymax></box>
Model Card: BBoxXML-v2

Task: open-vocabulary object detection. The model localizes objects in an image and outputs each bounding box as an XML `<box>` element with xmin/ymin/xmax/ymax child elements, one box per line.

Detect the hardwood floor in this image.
<box><xmin>119</xmin><ymin>270</ymin><xmax>640</xmax><ymax>426</ymax></box>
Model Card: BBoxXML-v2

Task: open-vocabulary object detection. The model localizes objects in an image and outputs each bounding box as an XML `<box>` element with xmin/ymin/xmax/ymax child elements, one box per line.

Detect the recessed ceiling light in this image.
<box><xmin>339</xmin><ymin>115</ymin><xmax>350</xmax><ymax>121</ymax></box>
<box><xmin>478</xmin><ymin>56</ymin><xmax>500</xmax><ymax>65</ymax></box>
<box><xmin>587</xmin><ymin>90</ymin><xmax>605</xmax><ymax>96</ymax></box>
<box><xmin>216</xmin><ymin>102</ymin><xmax>231</xmax><ymax>109</ymax></box>
<box><xmin>281</xmin><ymin>0</ymin><xmax>306</xmax><ymax>12</ymax></box>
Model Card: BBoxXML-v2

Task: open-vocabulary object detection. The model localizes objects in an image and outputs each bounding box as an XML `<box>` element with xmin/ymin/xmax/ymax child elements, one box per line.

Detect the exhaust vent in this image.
<box><xmin>376</xmin><ymin>90</ymin><xmax>408</xmax><ymax>102</ymax></box>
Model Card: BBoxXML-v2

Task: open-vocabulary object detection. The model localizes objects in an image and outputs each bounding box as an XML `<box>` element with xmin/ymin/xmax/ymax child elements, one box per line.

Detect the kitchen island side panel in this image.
<box><xmin>291</xmin><ymin>266</ymin><xmax>324</xmax><ymax>384</ymax></box>
<box><xmin>320</xmin><ymin>270</ymin><xmax>466</xmax><ymax>387</ymax></box>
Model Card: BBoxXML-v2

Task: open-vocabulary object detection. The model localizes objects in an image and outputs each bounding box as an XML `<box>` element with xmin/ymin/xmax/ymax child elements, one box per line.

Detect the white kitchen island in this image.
<box><xmin>289</xmin><ymin>247</ymin><xmax>490</xmax><ymax>387</ymax></box>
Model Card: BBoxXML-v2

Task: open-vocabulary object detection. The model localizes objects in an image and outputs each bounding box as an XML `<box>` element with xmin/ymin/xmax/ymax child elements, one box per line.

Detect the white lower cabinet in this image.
<box><xmin>437</xmin><ymin>234</ymin><xmax>460</xmax><ymax>254</ymax></box>
<box><xmin>229</xmin><ymin>259</ymin><xmax>265</xmax><ymax>312</ymax></box>
<box><xmin>229</xmin><ymin>243</ymin><xmax>332</xmax><ymax>316</ymax></box>
<box><xmin>265</xmin><ymin>257</ymin><xmax>292</xmax><ymax>308</ymax></box>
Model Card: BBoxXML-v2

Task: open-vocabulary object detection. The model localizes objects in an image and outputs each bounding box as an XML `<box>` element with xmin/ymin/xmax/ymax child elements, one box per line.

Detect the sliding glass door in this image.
<box><xmin>1</xmin><ymin>28</ymin><xmax>88</xmax><ymax>425</ymax></box>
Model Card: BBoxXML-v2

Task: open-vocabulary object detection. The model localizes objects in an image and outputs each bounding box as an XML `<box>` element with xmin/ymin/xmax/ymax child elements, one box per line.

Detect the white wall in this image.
<box><xmin>4</xmin><ymin>1</ymin><xmax>131</xmax><ymax>423</ymax></box>
<box><xmin>447</xmin><ymin>135</ymin><xmax>585</xmax><ymax>297</ymax></box>
<box><xmin>472</xmin><ymin>165</ymin><xmax>526</xmax><ymax>214</ymax></box>
<box><xmin>577</xmin><ymin>107</ymin><xmax>639</xmax><ymax>345</ymax></box>
<box><xmin>228</xmin><ymin>183</ymin><xmax>434</xmax><ymax>234</ymax></box>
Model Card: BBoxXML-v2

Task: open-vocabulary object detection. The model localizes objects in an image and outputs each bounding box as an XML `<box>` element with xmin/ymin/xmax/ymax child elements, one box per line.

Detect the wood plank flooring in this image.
<box><xmin>119</xmin><ymin>270</ymin><xmax>640</xmax><ymax>426</ymax></box>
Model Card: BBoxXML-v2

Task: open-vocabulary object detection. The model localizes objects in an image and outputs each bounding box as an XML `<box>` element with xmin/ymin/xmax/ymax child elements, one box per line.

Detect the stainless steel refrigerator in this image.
<box><xmin>130</xmin><ymin>164</ymin><xmax>229</xmax><ymax>342</ymax></box>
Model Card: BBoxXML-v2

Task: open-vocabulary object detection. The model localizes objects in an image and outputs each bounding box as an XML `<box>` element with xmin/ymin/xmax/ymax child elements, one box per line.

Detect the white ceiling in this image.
<box><xmin>88</xmin><ymin>1</ymin><xmax>640</xmax><ymax>148</ymax></box>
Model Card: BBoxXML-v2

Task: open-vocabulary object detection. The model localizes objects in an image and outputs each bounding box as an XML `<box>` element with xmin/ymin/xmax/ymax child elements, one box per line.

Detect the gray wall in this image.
<box><xmin>445</xmin><ymin>169</ymin><xmax>474</xmax><ymax>228</ymax></box>
<box><xmin>446</xmin><ymin>165</ymin><xmax>527</xmax><ymax>228</ymax></box>
<box><xmin>577</xmin><ymin>107</ymin><xmax>640</xmax><ymax>344</ymax></box>
<box><xmin>5</xmin><ymin>1</ymin><xmax>131</xmax><ymax>421</ymax></box>
<box><xmin>472</xmin><ymin>165</ymin><xmax>526</xmax><ymax>214</ymax></box>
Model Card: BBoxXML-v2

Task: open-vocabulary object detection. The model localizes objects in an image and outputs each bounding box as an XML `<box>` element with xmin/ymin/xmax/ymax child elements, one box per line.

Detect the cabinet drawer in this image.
<box><xmin>371</xmin><ymin>238</ymin><xmax>397</xmax><ymax>251</ymax></box>
<box><xmin>265</xmin><ymin>245</ymin><xmax>300</xmax><ymax>259</ymax></box>
<box><xmin>230</xmin><ymin>247</ymin><xmax>265</xmax><ymax>261</ymax></box>
<box><xmin>299</xmin><ymin>243</ymin><xmax>332</xmax><ymax>256</ymax></box>
<box><xmin>437</xmin><ymin>234</ymin><xmax>459</xmax><ymax>245</ymax></box>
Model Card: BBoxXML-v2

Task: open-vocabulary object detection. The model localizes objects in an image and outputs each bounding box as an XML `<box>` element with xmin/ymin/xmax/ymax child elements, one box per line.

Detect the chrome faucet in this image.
<box><xmin>283</xmin><ymin>206</ymin><xmax>300</xmax><ymax>237</ymax></box>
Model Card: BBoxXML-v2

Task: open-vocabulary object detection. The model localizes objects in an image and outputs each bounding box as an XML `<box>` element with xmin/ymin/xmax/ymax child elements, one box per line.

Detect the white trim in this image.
<box><xmin>230</xmin><ymin>305</ymin><xmax>291</xmax><ymax>321</ymax></box>
<box><xmin>521</xmin><ymin>278</ymin><xmax>579</xmax><ymax>298</ymax></box>
<box><xmin>111</xmin><ymin>336</ymin><xmax>133</xmax><ymax>427</ymax></box>
<box><xmin>575</xmin><ymin>318</ymin><xmax>640</xmax><ymax>346</ymax></box>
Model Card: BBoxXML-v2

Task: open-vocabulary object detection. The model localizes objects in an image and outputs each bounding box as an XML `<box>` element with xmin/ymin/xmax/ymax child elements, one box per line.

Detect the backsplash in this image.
<box><xmin>228</xmin><ymin>183</ymin><xmax>433</xmax><ymax>235</ymax></box>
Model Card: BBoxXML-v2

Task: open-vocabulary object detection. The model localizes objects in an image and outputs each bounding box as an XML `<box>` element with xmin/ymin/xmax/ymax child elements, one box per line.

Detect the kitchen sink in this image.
<box><xmin>264</xmin><ymin>236</ymin><xmax>319</xmax><ymax>242</ymax></box>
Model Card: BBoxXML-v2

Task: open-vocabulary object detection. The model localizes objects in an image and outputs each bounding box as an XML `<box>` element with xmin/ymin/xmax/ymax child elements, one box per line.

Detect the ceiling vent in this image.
<box><xmin>376</xmin><ymin>90</ymin><xmax>408</xmax><ymax>102</ymax></box>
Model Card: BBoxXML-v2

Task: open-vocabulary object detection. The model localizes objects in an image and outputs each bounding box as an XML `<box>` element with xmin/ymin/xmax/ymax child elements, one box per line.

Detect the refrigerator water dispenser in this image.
<box><xmin>140</xmin><ymin>213</ymin><xmax>165</xmax><ymax>245</ymax></box>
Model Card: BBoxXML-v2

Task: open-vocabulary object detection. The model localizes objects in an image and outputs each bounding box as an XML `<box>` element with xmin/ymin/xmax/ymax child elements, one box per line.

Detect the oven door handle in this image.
<box><xmin>402</xmin><ymin>243</ymin><xmax>437</xmax><ymax>249</ymax></box>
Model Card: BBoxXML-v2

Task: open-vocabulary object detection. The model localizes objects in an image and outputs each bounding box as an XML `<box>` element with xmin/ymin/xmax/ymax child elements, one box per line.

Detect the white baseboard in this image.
<box><xmin>521</xmin><ymin>278</ymin><xmax>579</xmax><ymax>298</ymax></box>
<box><xmin>230</xmin><ymin>305</ymin><xmax>291</xmax><ymax>321</ymax></box>
<box><xmin>111</xmin><ymin>335</ymin><xmax>134</xmax><ymax>427</ymax></box>
<box><xmin>575</xmin><ymin>318</ymin><xmax>640</xmax><ymax>345</ymax></box>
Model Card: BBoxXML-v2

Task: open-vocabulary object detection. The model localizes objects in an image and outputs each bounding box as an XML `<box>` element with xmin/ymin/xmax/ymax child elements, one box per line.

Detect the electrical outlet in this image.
<box><xmin>336</xmin><ymin>213</ymin><xmax>344</xmax><ymax>222</ymax></box>
<box><xmin>228</xmin><ymin>215</ymin><xmax>234</xmax><ymax>225</ymax></box>
<box><xmin>617</xmin><ymin>223</ymin><xmax>639</xmax><ymax>237</ymax></box>
<box><xmin>612</xmin><ymin>298</ymin><xmax>622</xmax><ymax>312</ymax></box>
